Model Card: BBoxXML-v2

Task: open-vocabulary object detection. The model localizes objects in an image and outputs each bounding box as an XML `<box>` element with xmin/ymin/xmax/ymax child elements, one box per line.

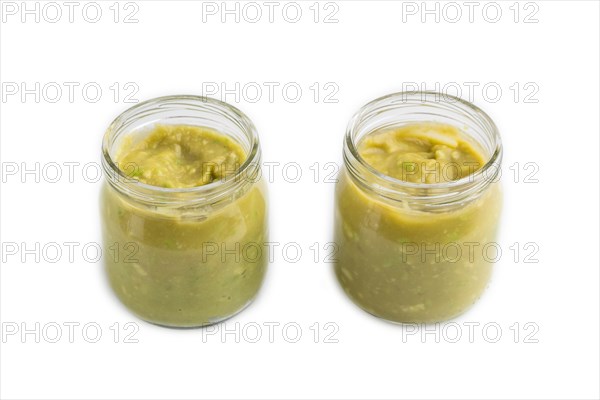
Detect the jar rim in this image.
<box><xmin>345</xmin><ymin>91</ymin><xmax>502</xmax><ymax>194</ymax></box>
<box><xmin>101</xmin><ymin>95</ymin><xmax>261</xmax><ymax>204</ymax></box>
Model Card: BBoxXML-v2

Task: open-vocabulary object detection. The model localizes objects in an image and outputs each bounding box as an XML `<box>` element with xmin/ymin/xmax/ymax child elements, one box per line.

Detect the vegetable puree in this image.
<box><xmin>334</xmin><ymin>122</ymin><xmax>502</xmax><ymax>323</ymax></box>
<box><xmin>102</xmin><ymin>124</ymin><xmax>267</xmax><ymax>327</ymax></box>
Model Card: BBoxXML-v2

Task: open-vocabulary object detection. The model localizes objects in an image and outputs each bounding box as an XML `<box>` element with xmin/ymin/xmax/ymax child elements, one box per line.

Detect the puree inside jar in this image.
<box><xmin>334</xmin><ymin>122</ymin><xmax>501</xmax><ymax>323</ymax></box>
<box><xmin>358</xmin><ymin>123</ymin><xmax>485</xmax><ymax>183</ymax></box>
<box><xmin>102</xmin><ymin>124</ymin><xmax>267</xmax><ymax>327</ymax></box>
<box><xmin>117</xmin><ymin>124</ymin><xmax>247</xmax><ymax>188</ymax></box>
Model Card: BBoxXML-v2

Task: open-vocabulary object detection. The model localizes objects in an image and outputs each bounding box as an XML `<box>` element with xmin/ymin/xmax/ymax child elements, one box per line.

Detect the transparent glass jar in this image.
<box><xmin>334</xmin><ymin>91</ymin><xmax>503</xmax><ymax>323</ymax></box>
<box><xmin>100</xmin><ymin>95</ymin><xmax>268</xmax><ymax>328</ymax></box>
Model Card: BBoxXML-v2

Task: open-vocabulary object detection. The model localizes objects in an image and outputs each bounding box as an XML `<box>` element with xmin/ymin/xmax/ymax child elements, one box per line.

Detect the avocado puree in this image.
<box><xmin>101</xmin><ymin>125</ymin><xmax>268</xmax><ymax>327</ymax></box>
<box><xmin>335</xmin><ymin>123</ymin><xmax>501</xmax><ymax>323</ymax></box>
<box><xmin>117</xmin><ymin>125</ymin><xmax>247</xmax><ymax>188</ymax></box>
<box><xmin>358</xmin><ymin>123</ymin><xmax>485</xmax><ymax>183</ymax></box>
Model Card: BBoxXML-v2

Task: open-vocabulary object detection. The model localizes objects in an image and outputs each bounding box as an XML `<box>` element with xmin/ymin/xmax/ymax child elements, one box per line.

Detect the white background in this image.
<box><xmin>1</xmin><ymin>1</ymin><xmax>599</xmax><ymax>399</ymax></box>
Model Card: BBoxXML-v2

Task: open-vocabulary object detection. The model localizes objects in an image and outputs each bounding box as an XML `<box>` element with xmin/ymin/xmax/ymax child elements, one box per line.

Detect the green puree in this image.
<box><xmin>118</xmin><ymin>125</ymin><xmax>247</xmax><ymax>188</ymax></box>
<box><xmin>334</xmin><ymin>122</ymin><xmax>502</xmax><ymax>323</ymax></box>
<box><xmin>102</xmin><ymin>125</ymin><xmax>267</xmax><ymax>327</ymax></box>
<box><xmin>358</xmin><ymin>123</ymin><xmax>485</xmax><ymax>183</ymax></box>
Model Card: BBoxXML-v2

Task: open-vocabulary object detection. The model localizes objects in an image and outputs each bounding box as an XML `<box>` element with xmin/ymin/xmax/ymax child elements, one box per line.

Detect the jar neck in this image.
<box><xmin>343</xmin><ymin>91</ymin><xmax>502</xmax><ymax>212</ymax></box>
<box><xmin>101</xmin><ymin>95</ymin><xmax>262</xmax><ymax>209</ymax></box>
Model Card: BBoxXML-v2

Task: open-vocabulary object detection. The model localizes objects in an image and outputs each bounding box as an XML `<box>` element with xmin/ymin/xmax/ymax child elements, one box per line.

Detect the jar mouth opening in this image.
<box><xmin>344</xmin><ymin>91</ymin><xmax>502</xmax><ymax>192</ymax></box>
<box><xmin>102</xmin><ymin>95</ymin><xmax>261</xmax><ymax>197</ymax></box>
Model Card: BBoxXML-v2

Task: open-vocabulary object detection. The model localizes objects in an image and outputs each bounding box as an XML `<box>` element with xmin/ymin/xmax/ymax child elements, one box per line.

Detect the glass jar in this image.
<box><xmin>334</xmin><ymin>91</ymin><xmax>503</xmax><ymax>323</ymax></box>
<box><xmin>100</xmin><ymin>95</ymin><xmax>268</xmax><ymax>328</ymax></box>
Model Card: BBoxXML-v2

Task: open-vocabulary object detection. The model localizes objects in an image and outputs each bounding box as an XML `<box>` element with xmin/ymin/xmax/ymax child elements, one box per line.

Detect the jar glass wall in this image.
<box><xmin>100</xmin><ymin>96</ymin><xmax>268</xmax><ymax>328</ymax></box>
<box><xmin>334</xmin><ymin>91</ymin><xmax>503</xmax><ymax>323</ymax></box>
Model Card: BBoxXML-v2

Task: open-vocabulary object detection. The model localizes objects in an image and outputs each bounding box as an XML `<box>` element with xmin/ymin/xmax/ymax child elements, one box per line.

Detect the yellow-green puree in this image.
<box><xmin>102</xmin><ymin>125</ymin><xmax>267</xmax><ymax>327</ymax></box>
<box><xmin>335</xmin><ymin>122</ymin><xmax>501</xmax><ymax>323</ymax></box>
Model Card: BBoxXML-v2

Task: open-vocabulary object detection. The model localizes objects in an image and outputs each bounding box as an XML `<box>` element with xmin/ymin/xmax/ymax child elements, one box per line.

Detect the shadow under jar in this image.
<box><xmin>100</xmin><ymin>96</ymin><xmax>268</xmax><ymax>328</ymax></box>
<box><xmin>334</xmin><ymin>91</ymin><xmax>503</xmax><ymax>323</ymax></box>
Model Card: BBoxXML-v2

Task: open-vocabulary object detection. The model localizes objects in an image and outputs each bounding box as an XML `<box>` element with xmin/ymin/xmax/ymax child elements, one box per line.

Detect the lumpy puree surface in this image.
<box><xmin>358</xmin><ymin>123</ymin><xmax>485</xmax><ymax>184</ymax></box>
<box><xmin>117</xmin><ymin>124</ymin><xmax>246</xmax><ymax>188</ymax></box>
